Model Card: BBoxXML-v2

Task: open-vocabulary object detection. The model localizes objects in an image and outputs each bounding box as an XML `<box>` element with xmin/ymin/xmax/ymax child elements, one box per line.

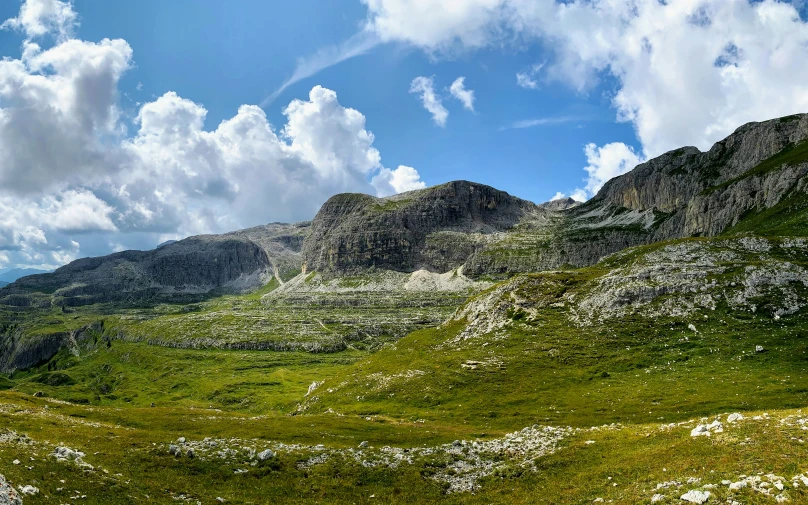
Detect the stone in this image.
<box><xmin>53</xmin><ymin>446</ymin><xmax>84</xmax><ymax>461</ymax></box>
<box><xmin>680</xmin><ymin>489</ymin><xmax>711</xmax><ymax>504</ymax></box>
<box><xmin>0</xmin><ymin>474</ymin><xmax>22</xmax><ymax>505</ymax></box>
<box><xmin>186</xmin><ymin>448</ymin><xmax>195</xmax><ymax>458</ymax></box>
<box><xmin>651</xmin><ymin>493</ymin><xmax>665</xmax><ymax>503</ymax></box>
<box><xmin>18</xmin><ymin>486</ymin><xmax>37</xmax><ymax>496</ymax></box>
<box><xmin>177</xmin><ymin>437</ymin><xmax>186</xmax><ymax>444</ymax></box>
<box><xmin>727</xmin><ymin>413</ymin><xmax>744</xmax><ymax>423</ymax></box>
<box><xmin>257</xmin><ymin>449</ymin><xmax>275</xmax><ymax>461</ymax></box>
<box><xmin>358</xmin><ymin>441</ymin><xmax>369</xmax><ymax>448</ymax></box>
<box><xmin>691</xmin><ymin>425</ymin><xmax>710</xmax><ymax>437</ymax></box>
<box><xmin>756</xmin><ymin>345</ymin><xmax>765</xmax><ymax>353</ymax></box>
<box><xmin>168</xmin><ymin>444</ymin><xmax>180</xmax><ymax>457</ymax></box>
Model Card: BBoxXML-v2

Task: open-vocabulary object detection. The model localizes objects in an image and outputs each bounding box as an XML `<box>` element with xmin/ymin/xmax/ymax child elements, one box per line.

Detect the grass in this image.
<box><xmin>2</xmin><ymin>236</ymin><xmax>808</xmax><ymax>502</ymax></box>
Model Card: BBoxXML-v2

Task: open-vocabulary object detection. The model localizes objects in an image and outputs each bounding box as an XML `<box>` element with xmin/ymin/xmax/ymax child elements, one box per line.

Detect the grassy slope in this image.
<box><xmin>1</xmin><ymin>236</ymin><xmax>807</xmax><ymax>502</ymax></box>
<box><xmin>302</xmin><ymin>239</ymin><xmax>808</xmax><ymax>432</ymax></box>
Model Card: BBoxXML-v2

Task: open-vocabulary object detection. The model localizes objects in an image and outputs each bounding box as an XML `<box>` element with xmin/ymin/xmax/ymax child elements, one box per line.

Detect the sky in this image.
<box><xmin>0</xmin><ymin>0</ymin><xmax>807</xmax><ymax>270</ymax></box>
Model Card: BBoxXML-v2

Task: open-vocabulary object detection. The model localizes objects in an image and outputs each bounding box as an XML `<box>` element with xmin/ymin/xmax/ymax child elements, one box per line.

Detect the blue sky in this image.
<box><xmin>0</xmin><ymin>0</ymin><xmax>806</xmax><ymax>269</ymax></box>
<box><xmin>0</xmin><ymin>0</ymin><xmax>638</xmax><ymax>203</ymax></box>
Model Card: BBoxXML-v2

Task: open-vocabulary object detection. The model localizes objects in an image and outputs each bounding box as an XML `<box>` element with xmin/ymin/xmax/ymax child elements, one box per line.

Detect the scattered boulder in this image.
<box><xmin>186</xmin><ymin>448</ymin><xmax>195</xmax><ymax>459</ymax></box>
<box><xmin>726</xmin><ymin>413</ymin><xmax>744</xmax><ymax>423</ymax></box>
<box><xmin>18</xmin><ymin>486</ymin><xmax>37</xmax><ymax>496</ymax></box>
<box><xmin>257</xmin><ymin>449</ymin><xmax>275</xmax><ymax>461</ymax></box>
<box><xmin>53</xmin><ymin>446</ymin><xmax>84</xmax><ymax>461</ymax></box>
<box><xmin>358</xmin><ymin>441</ymin><xmax>369</xmax><ymax>449</ymax></box>
<box><xmin>691</xmin><ymin>420</ymin><xmax>723</xmax><ymax>437</ymax></box>
<box><xmin>680</xmin><ymin>489</ymin><xmax>710</xmax><ymax>504</ymax></box>
<box><xmin>168</xmin><ymin>444</ymin><xmax>180</xmax><ymax>457</ymax></box>
<box><xmin>756</xmin><ymin>345</ymin><xmax>765</xmax><ymax>353</ymax></box>
<box><xmin>177</xmin><ymin>437</ymin><xmax>186</xmax><ymax>444</ymax></box>
<box><xmin>0</xmin><ymin>474</ymin><xmax>22</xmax><ymax>505</ymax></box>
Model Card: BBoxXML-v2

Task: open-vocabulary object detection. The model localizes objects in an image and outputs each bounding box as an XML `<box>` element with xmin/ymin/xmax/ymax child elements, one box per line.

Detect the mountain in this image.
<box><xmin>0</xmin><ymin>222</ymin><xmax>309</xmax><ymax>307</ymax></box>
<box><xmin>0</xmin><ymin>268</ymin><xmax>50</xmax><ymax>284</ymax></box>
<box><xmin>3</xmin><ymin>114</ymin><xmax>808</xmax><ymax>307</ymax></box>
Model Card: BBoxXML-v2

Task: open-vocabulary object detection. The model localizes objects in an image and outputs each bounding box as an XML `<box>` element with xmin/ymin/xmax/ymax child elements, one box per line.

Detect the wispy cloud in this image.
<box><xmin>410</xmin><ymin>76</ymin><xmax>448</xmax><ymax>127</ymax></box>
<box><xmin>261</xmin><ymin>30</ymin><xmax>381</xmax><ymax>107</ymax></box>
<box><xmin>499</xmin><ymin>115</ymin><xmax>589</xmax><ymax>131</ymax></box>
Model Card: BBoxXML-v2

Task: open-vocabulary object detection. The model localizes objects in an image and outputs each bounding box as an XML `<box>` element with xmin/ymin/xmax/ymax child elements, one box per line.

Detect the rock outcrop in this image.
<box><xmin>303</xmin><ymin>180</ymin><xmax>540</xmax><ymax>273</ymax></box>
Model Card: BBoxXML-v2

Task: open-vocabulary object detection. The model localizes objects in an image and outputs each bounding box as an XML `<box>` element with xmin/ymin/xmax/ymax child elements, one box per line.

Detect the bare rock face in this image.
<box><xmin>303</xmin><ymin>114</ymin><xmax>808</xmax><ymax>278</ymax></box>
<box><xmin>303</xmin><ymin>181</ymin><xmax>540</xmax><ymax>273</ymax></box>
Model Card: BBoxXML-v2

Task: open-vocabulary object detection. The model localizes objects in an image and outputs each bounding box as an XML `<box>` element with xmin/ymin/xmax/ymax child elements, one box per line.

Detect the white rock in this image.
<box><xmin>775</xmin><ymin>493</ymin><xmax>789</xmax><ymax>503</ymax></box>
<box><xmin>19</xmin><ymin>485</ymin><xmax>38</xmax><ymax>496</ymax></box>
<box><xmin>680</xmin><ymin>490</ymin><xmax>710</xmax><ymax>504</ymax></box>
<box><xmin>690</xmin><ymin>425</ymin><xmax>710</xmax><ymax>437</ymax></box>
<box><xmin>651</xmin><ymin>493</ymin><xmax>665</xmax><ymax>503</ymax></box>
<box><xmin>727</xmin><ymin>413</ymin><xmax>744</xmax><ymax>423</ymax></box>
<box><xmin>756</xmin><ymin>345</ymin><xmax>765</xmax><ymax>353</ymax></box>
<box><xmin>11</xmin><ymin>460</ymin><xmax>19</xmax><ymax>466</ymax></box>
<box><xmin>257</xmin><ymin>449</ymin><xmax>275</xmax><ymax>461</ymax></box>
<box><xmin>0</xmin><ymin>474</ymin><xmax>22</xmax><ymax>505</ymax></box>
<box><xmin>706</xmin><ymin>420</ymin><xmax>723</xmax><ymax>433</ymax></box>
<box><xmin>177</xmin><ymin>437</ymin><xmax>186</xmax><ymax>444</ymax></box>
<box><xmin>728</xmin><ymin>481</ymin><xmax>747</xmax><ymax>490</ymax></box>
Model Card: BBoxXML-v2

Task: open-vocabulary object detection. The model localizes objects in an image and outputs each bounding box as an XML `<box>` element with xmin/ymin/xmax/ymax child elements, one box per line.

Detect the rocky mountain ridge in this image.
<box><xmin>2</xmin><ymin>113</ymin><xmax>807</xmax><ymax>304</ymax></box>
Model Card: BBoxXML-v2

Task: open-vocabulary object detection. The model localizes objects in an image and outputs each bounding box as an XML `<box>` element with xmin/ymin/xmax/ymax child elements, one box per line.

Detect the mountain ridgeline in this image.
<box><xmin>3</xmin><ymin>113</ymin><xmax>808</xmax><ymax>307</ymax></box>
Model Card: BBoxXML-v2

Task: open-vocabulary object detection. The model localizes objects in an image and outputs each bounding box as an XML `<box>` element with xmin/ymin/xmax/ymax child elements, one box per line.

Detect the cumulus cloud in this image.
<box><xmin>449</xmin><ymin>76</ymin><xmax>475</xmax><ymax>111</ymax></box>
<box><xmin>371</xmin><ymin>165</ymin><xmax>426</xmax><ymax>197</ymax></box>
<box><xmin>364</xmin><ymin>0</ymin><xmax>808</xmax><ymax>198</ymax></box>
<box><xmin>1</xmin><ymin>0</ymin><xmax>77</xmax><ymax>41</ymax></box>
<box><xmin>0</xmin><ymin>0</ymin><xmax>421</xmax><ymax>269</ymax></box>
<box><xmin>579</xmin><ymin>142</ymin><xmax>643</xmax><ymax>199</ymax></box>
<box><xmin>410</xmin><ymin>76</ymin><xmax>448</xmax><ymax>126</ymax></box>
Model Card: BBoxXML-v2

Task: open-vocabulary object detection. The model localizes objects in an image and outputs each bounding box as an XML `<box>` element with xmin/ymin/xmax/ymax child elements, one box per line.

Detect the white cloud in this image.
<box><xmin>1</xmin><ymin>0</ymin><xmax>78</xmax><ymax>41</ymax></box>
<box><xmin>516</xmin><ymin>63</ymin><xmax>544</xmax><ymax>89</ymax></box>
<box><xmin>0</xmin><ymin>0</ymin><xmax>422</xmax><ymax>269</ymax></box>
<box><xmin>550</xmin><ymin>191</ymin><xmax>566</xmax><ymax>201</ymax></box>
<box><xmin>0</xmin><ymin>36</ymin><xmax>132</xmax><ymax>194</ymax></box>
<box><xmin>500</xmin><ymin>115</ymin><xmax>585</xmax><ymax>130</ymax></box>
<box><xmin>365</xmin><ymin>0</ymin><xmax>808</xmax><ymax>194</ymax></box>
<box><xmin>371</xmin><ymin>165</ymin><xmax>426</xmax><ymax>197</ymax></box>
<box><xmin>43</xmin><ymin>189</ymin><xmax>117</xmax><ymax>233</ymax></box>
<box><xmin>261</xmin><ymin>30</ymin><xmax>381</xmax><ymax>107</ymax></box>
<box><xmin>578</xmin><ymin>142</ymin><xmax>643</xmax><ymax>199</ymax></box>
<box><xmin>362</xmin><ymin>0</ymin><xmax>518</xmax><ymax>52</ymax></box>
<box><xmin>410</xmin><ymin>76</ymin><xmax>448</xmax><ymax>127</ymax></box>
<box><xmin>449</xmin><ymin>76</ymin><xmax>475</xmax><ymax>111</ymax></box>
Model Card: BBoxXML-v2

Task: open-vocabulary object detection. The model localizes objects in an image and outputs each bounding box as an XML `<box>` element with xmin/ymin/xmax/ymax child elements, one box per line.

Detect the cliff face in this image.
<box><xmin>303</xmin><ymin>180</ymin><xmax>540</xmax><ymax>273</ymax></box>
<box><xmin>304</xmin><ymin>114</ymin><xmax>808</xmax><ymax>277</ymax></box>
